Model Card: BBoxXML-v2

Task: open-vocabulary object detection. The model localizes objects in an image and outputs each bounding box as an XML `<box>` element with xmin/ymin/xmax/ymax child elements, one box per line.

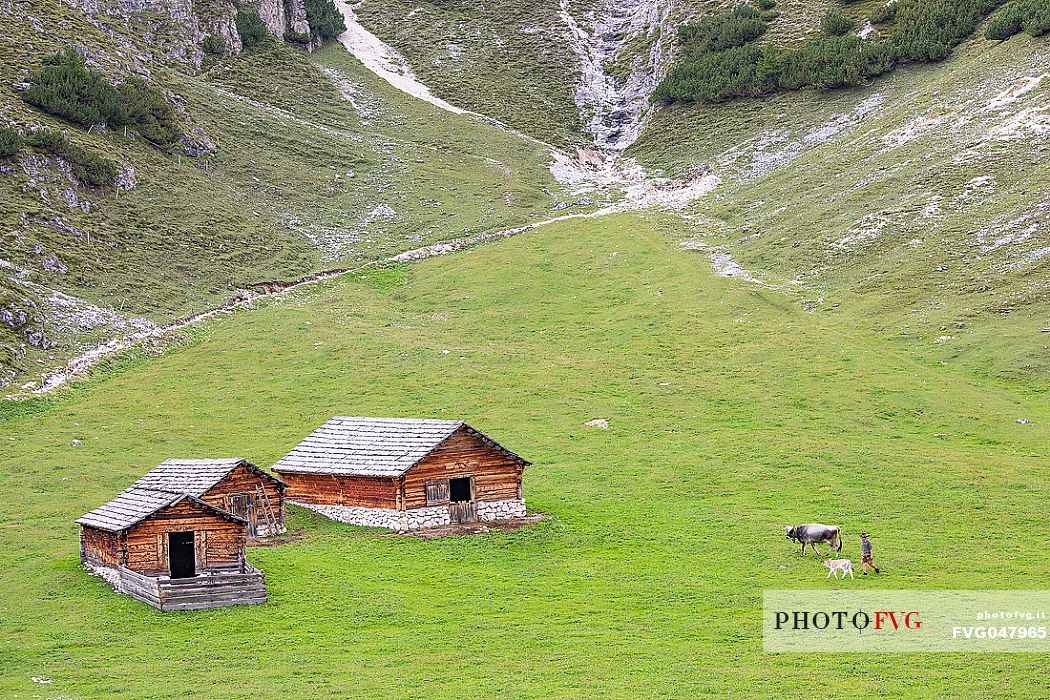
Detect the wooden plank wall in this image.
<box><xmin>124</xmin><ymin>500</ymin><xmax>246</xmax><ymax>575</ymax></box>
<box><xmin>80</xmin><ymin>526</ymin><xmax>121</xmax><ymax>567</ymax></box>
<box><xmin>403</xmin><ymin>428</ymin><xmax>523</xmax><ymax>509</ymax></box>
<box><xmin>278</xmin><ymin>472</ymin><xmax>399</xmax><ymax>508</ymax></box>
<box><xmin>203</xmin><ymin>463</ymin><xmax>286</xmax><ymax>530</ymax></box>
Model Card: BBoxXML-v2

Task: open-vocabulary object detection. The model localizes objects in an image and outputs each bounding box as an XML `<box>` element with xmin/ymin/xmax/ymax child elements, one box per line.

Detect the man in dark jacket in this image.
<box><xmin>860</xmin><ymin>532</ymin><xmax>880</xmax><ymax>574</ymax></box>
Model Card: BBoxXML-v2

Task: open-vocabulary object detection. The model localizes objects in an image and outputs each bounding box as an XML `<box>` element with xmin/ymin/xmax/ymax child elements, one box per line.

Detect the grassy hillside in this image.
<box><xmin>2</xmin><ymin>213</ymin><xmax>1048</xmax><ymax>698</ymax></box>
<box><xmin>0</xmin><ymin>4</ymin><xmax>560</xmax><ymax>388</ymax></box>
<box><xmin>631</xmin><ymin>27</ymin><xmax>1050</xmax><ymax>384</ymax></box>
<box><xmin>354</xmin><ymin>0</ymin><xmax>587</xmax><ymax>148</ymax></box>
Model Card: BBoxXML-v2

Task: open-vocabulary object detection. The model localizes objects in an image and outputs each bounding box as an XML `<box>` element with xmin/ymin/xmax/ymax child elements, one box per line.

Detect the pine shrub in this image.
<box><xmin>236</xmin><ymin>7</ymin><xmax>269</xmax><ymax>47</ymax></box>
<box><xmin>678</xmin><ymin>4</ymin><xmax>770</xmax><ymax>58</ymax></box>
<box><xmin>822</xmin><ymin>10</ymin><xmax>856</xmax><ymax>36</ymax></box>
<box><xmin>986</xmin><ymin>0</ymin><xmax>1050</xmax><ymax>40</ymax></box>
<box><xmin>119</xmin><ymin>77</ymin><xmax>182</xmax><ymax>148</ymax></box>
<box><xmin>22</xmin><ymin>49</ymin><xmax>182</xmax><ymax>148</ymax></box>
<box><xmin>25</xmin><ymin>128</ymin><xmax>117</xmax><ymax>188</ymax></box>
<box><xmin>22</xmin><ymin>48</ymin><xmax>125</xmax><ymax>128</ymax></box>
<box><xmin>202</xmin><ymin>35</ymin><xmax>227</xmax><ymax>54</ymax></box>
<box><xmin>304</xmin><ymin>0</ymin><xmax>347</xmax><ymax>41</ymax></box>
<box><xmin>0</xmin><ymin>127</ymin><xmax>22</xmax><ymax>159</ymax></box>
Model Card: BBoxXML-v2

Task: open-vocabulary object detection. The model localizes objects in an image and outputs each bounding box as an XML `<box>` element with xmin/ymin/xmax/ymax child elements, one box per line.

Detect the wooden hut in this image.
<box><xmin>273</xmin><ymin>417</ymin><xmax>530</xmax><ymax>531</ymax></box>
<box><xmin>76</xmin><ymin>458</ymin><xmax>283</xmax><ymax>610</ymax></box>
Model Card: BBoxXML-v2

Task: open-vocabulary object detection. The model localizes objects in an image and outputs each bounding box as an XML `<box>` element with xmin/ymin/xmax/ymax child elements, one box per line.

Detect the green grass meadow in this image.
<box><xmin>1</xmin><ymin>212</ymin><xmax>1048</xmax><ymax>697</ymax></box>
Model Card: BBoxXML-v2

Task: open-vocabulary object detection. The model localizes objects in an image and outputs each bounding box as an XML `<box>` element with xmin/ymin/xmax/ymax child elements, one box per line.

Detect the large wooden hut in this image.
<box><xmin>76</xmin><ymin>458</ymin><xmax>284</xmax><ymax>610</ymax></box>
<box><xmin>273</xmin><ymin>417</ymin><xmax>530</xmax><ymax>531</ymax></box>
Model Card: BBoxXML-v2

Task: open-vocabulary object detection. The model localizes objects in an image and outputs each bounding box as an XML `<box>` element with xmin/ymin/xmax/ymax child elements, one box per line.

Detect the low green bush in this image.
<box><xmin>655</xmin><ymin>44</ymin><xmax>782</xmax><ymax>102</ymax></box>
<box><xmin>656</xmin><ymin>0</ymin><xmax>1009</xmax><ymax>103</ymax></box>
<box><xmin>118</xmin><ymin>77</ymin><xmax>182</xmax><ymax>148</ymax></box>
<box><xmin>25</xmin><ymin>128</ymin><xmax>118</xmax><ymax>187</ymax></box>
<box><xmin>236</xmin><ymin>7</ymin><xmax>269</xmax><ymax>47</ymax></box>
<box><xmin>304</xmin><ymin>0</ymin><xmax>347</xmax><ymax>41</ymax></box>
<box><xmin>779</xmin><ymin>35</ymin><xmax>892</xmax><ymax>89</ymax></box>
<box><xmin>677</xmin><ymin>4</ymin><xmax>770</xmax><ymax>58</ymax></box>
<box><xmin>0</xmin><ymin>126</ymin><xmax>22</xmax><ymax>159</ymax></box>
<box><xmin>22</xmin><ymin>48</ymin><xmax>182</xmax><ymax>148</ymax></box>
<box><xmin>986</xmin><ymin>0</ymin><xmax>1050</xmax><ymax>40</ymax></box>
<box><xmin>822</xmin><ymin>10</ymin><xmax>856</xmax><ymax>36</ymax></box>
<box><xmin>202</xmin><ymin>35</ymin><xmax>227</xmax><ymax>55</ymax></box>
<box><xmin>870</xmin><ymin>3</ymin><xmax>898</xmax><ymax>24</ymax></box>
<box><xmin>890</xmin><ymin>0</ymin><xmax>1007</xmax><ymax>63</ymax></box>
<box><xmin>22</xmin><ymin>48</ymin><xmax>124</xmax><ymax>128</ymax></box>
<box><xmin>284</xmin><ymin>30</ymin><xmax>313</xmax><ymax>44</ymax></box>
<box><xmin>1024</xmin><ymin>3</ymin><xmax>1050</xmax><ymax>34</ymax></box>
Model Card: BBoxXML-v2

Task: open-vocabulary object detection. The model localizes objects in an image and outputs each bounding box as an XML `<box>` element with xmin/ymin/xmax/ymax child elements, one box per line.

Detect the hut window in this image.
<box><xmin>449</xmin><ymin>477</ymin><xmax>472</xmax><ymax>503</ymax></box>
<box><xmin>425</xmin><ymin>480</ymin><xmax>449</xmax><ymax>505</ymax></box>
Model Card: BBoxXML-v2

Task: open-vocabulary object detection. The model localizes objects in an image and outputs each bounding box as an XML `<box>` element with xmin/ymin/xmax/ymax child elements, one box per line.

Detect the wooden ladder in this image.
<box><xmin>255</xmin><ymin>485</ymin><xmax>280</xmax><ymax>537</ymax></box>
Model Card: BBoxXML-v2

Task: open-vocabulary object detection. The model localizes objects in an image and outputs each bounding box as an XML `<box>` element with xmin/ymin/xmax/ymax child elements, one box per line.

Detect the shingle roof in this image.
<box><xmin>76</xmin><ymin>487</ymin><xmax>245</xmax><ymax>533</ymax></box>
<box><xmin>272</xmin><ymin>416</ymin><xmax>529</xmax><ymax>477</ymax></box>
<box><xmin>129</xmin><ymin>458</ymin><xmax>284</xmax><ymax>497</ymax></box>
<box><xmin>76</xmin><ymin>458</ymin><xmax>284</xmax><ymax>532</ymax></box>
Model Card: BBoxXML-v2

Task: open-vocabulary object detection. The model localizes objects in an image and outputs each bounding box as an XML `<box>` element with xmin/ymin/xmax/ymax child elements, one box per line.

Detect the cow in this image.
<box><xmin>785</xmin><ymin>523</ymin><xmax>843</xmax><ymax>556</ymax></box>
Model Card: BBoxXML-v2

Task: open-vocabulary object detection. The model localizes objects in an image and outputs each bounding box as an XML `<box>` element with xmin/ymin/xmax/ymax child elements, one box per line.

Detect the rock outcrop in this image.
<box><xmin>244</xmin><ymin>0</ymin><xmax>311</xmax><ymax>40</ymax></box>
<box><xmin>58</xmin><ymin>0</ymin><xmax>313</xmax><ymax>67</ymax></box>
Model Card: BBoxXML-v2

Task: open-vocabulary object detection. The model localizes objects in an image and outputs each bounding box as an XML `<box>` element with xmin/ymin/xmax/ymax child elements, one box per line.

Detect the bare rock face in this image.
<box><xmin>560</xmin><ymin>0</ymin><xmax>676</xmax><ymax>152</ymax></box>
<box><xmin>247</xmin><ymin>0</ymin><xmax>287</xmax><ymax>36</ymax></box>
<box><xmin>244</xmin><ymin>0</ymin><xmax>308</xmax><ymax>36</ymax></box>
<box><xmin>198</xmin><ymin>2</ymin><xmax>243</xmax><ymax>56</ymax></box>
<box><xmin>284</xmin><ymin>0</ymin><xmax>311</xmax><ymax>36</ymax></box>
<box><xmin>60</xmin><ymin>0</ymin><xmax>313</xmax><ymax>66</ymax></box>
<box><xmin>246</xmin><ymin>0</ymin><xmax>310</xmax><ymax>38</ymax></box>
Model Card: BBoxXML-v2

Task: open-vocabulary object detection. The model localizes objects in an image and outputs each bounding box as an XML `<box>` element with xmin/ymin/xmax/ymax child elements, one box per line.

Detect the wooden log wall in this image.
<box><xmin>202</xmin><ymin>463</ymin><xmax>286</xmax><ymax>530</ymax></box>
<box><xmin>402</xmin><ymin>427</ymin><xmax>524</xmax><ymax>509</ymax></box>
<box><xmin>279</xmin><ymin>472</ymin><xmax>399</xmax><ymax>508</ymax></box>
<box><xmin>124</xmin><ymin>500</ymin><xmax>246</xmax><ymax>576</ymax></box>
<box><xmin>154</xmin><ymin>567</ymin><xmax>266</xmax><ymax>611</ymax></box>
<box><xmin>80</xmin><ymin>526</ymin><xmax>121</xmax><ymax>567</ymax></box>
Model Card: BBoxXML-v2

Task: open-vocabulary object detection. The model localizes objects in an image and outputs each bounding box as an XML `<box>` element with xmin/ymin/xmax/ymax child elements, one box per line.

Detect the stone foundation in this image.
<box><xmin>476</xmin><ymin>498</ymin><xmax>527</xmax><ymax>521</ymax></box>
<box><xmin>290</xmin><ymin>501</ymin><xmax>406</xmax><ymax>530</ymax></box>
<box><xmin>404</xmin><ymin>505</ymin><xmax>452</xmax><ymax>530</ymax></box>
<box><xmin>253</xmin><ymin>523</ymin><xmax>287</xmax><ymax>538</ymax></box>
<box><xmin>83</xmin><ymin>560</ymin><xmax>123</xmax><ymax>591</ymax></box>
<box><xmin>291</xmin><ymin>499</ymin><xmax>527</xmax><ymax>531</ymax></box>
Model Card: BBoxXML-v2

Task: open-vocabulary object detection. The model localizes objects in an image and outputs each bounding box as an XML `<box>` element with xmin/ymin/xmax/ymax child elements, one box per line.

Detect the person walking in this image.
<box><xmin>860</xmin><ymin>532</ymin><xmax>880</xmax><ymax>574</ymax></box>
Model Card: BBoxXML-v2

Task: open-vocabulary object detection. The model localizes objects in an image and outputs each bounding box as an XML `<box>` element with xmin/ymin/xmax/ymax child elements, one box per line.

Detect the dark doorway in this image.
<box><xmin>168</xmin><ymin>531</ymin><xmax>196</xmax><ymax>579</ymax></box>
<box><xmin>448</xmin><ymin>477</ymin><xmax>476</xmax><ymax>524</ymax></box>
<box><xmin>449</xmin><ymin>477</ymin><xmax>472</xmax><ymax>503</ymax></box>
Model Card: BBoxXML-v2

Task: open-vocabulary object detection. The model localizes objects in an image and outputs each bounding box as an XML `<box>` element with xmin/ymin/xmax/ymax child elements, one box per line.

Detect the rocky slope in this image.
<box><xmin>351</xmin><ymin>0</ymin><xmax>1049</xmax><ymax>384</ymax></box>
<box><xmin>0</xmin><ymin>0</ymin><xmax>561</xmax><ymax>391</ymax></box>
<box><xmin>2</xmin><ymin>0</ymin><xmax>1048</xmax><ymax>392</ymax></box>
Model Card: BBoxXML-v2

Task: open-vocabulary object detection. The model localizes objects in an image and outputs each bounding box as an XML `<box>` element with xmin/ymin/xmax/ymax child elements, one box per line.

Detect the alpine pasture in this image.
<box><xmin>2</xmin><ymin>212</ymin><xmax>1047</xmax><ymax>698</ymax></box>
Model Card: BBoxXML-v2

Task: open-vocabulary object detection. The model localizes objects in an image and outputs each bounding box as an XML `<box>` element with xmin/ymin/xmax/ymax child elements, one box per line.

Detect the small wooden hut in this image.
<box><xmin>76</xmin><ymin>458</ymin><xmax>284</xmax><ymax>610</ymax></box>
<box><xmin>273</xmin><ymin>417</ymin><xmax>530</xmax><ymax>531</ymax></box>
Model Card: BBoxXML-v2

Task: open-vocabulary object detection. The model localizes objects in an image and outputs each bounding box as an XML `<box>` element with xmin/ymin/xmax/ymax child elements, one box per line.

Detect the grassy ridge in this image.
<box><xmin>631</xmin><ymin>29</ymin><xmax>1050</xmax><ymax>385</ymax></box>
<box><xmin>1</xmin><ymin>213</ymin><xmax>1047</xmax><ymax>697</ymax></box>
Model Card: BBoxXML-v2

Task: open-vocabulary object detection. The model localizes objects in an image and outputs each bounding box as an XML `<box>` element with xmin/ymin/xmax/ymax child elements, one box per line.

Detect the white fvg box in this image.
<box><xmin>763</xmin><ymin>590</ymin><xmax>1050</xmax><ymax>652</ymax></box>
